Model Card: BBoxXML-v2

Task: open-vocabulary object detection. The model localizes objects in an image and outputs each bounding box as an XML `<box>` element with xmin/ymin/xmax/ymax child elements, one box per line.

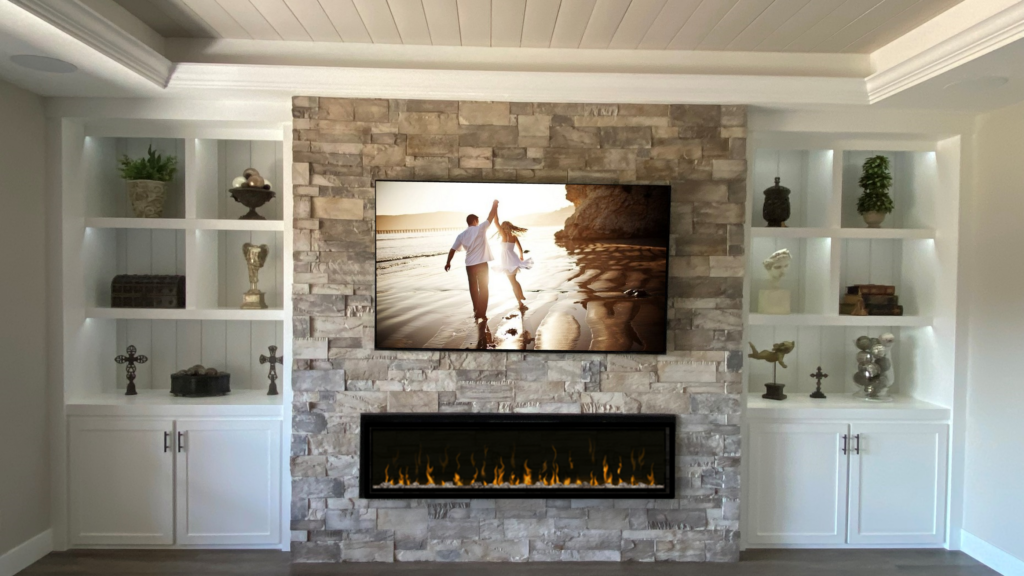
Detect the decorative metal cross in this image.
<box><xmin>115</xmin><ymin>345</ymin><xmax>148</xmax><ymax>396</ymax></box>
<box><xmin>259</xmin><ymin>345</ymin><xmax>283</xmax><ymax>396</ymax></box>
<box><xmin>809</xmin><ymin>366</ymin><xmax>829</xmax><ymax>399</ymax></box>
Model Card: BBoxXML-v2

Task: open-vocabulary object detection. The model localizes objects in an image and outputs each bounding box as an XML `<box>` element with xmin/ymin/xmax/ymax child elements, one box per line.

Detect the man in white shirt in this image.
<box><xmin>445</xmin><ymin>199</ymin><xmax>499</xmax><ymax>322</ymax></box>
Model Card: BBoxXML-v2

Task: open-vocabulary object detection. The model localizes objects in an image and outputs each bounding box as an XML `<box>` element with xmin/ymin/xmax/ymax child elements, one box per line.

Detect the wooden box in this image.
<box><xmin>111</xmin><ymin>275</ymin><xmax>185</xmax><ymax>308</ymax></box>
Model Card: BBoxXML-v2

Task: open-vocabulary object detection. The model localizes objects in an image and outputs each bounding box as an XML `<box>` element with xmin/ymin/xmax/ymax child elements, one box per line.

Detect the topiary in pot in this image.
<box><xmin>856</xmin><ymin>155</ymin><xmax>894</xmax><ymax>228</ymax></box>
<box><xmin>119</xmin><ymin>145</ymin><xmax>178</xmax><ymax>218</ymax></box>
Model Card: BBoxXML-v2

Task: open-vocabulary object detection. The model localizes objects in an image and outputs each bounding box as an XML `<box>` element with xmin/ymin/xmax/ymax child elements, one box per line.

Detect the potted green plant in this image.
<box><xmin>119</xmin><ymin>145</ymin><xmax>178</xmax><ymax>218</ymax></box>
<box><xmin>856</xmin><ymin>155</ymin><xmax>894</xmax><ymax>228</ymax></box>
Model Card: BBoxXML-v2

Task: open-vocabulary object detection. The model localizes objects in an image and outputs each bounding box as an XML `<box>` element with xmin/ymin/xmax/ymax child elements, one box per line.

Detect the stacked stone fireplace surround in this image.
<box><xmin>290</xmin><ymin>97</ymin><xmax>747</xmax><ymax>562</ymax></box>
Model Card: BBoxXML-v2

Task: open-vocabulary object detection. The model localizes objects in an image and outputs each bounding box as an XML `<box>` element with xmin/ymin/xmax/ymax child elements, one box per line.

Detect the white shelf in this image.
<box><xmin>66</xmin><ymin>389</ymin><xmax>284</xmax><ymax>417</ymax></box>
<box><xmin>86</xmin><ymin>217</ymin><xmax>284</xmax><ymax>231</ymax></box>
<box><xmin>746</xmin><ymin>394</ymin><xmax>950</xmax><ymax>421</ymax></box>
<box><xmin>748</xmin><ymin>313</ymin><xmax>932</xmax><ymax>327</ymax></box>
<box><xmin>751</xmin><ymin>227</ymin><xmax>933</xmax><ymax>240</ymax></box>
<box><xmin>86</xmin><ymin>307</ymin><xmax>286</xmax><ymax>321</ymax></box>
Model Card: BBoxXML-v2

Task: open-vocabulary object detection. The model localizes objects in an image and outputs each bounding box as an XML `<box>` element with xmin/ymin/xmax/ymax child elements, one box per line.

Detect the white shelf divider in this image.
<box><xmin>86</xmin><ymin>307</ymin><xmax>286</xmax><ymax>321</ymax></box>
<box><xmin>751</xmin><ymin>227</ymin><xmax>934</xmax><ymax>240</ymax></box>
<box><xmin>85</xmin><ymin>217</ymin><xmax>283</xmax><ymax>231</ymax></box>
<box><xmin>748</xmin><ymin>313</ymin><xmax>932</xmax><ymax>327</ymax></box>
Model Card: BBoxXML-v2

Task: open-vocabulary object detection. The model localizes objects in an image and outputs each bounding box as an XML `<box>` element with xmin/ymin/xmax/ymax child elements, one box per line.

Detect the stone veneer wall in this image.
<box><xmin>290</xmin><ymin>97</ymin><xmax>747</xmax><ymax>563</ymax></box>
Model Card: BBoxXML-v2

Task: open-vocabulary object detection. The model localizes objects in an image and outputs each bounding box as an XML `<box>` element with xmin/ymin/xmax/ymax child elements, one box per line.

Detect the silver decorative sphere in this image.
<box><xmin>876</xmin><ymin>357</ymin><xmax>892</xmax><ymax>373</ymax></box>
<box><xmin>880</xmin><ymin>332</ymin><xmax>896</xmax><ymax>348</ymax></box>
<box><xmin>861</xmin><ymin>362</ymin><xmax>881</xmax><ymax>378</ymax></box>
<box><xmin>857</xmin><ymin>351</ymin><xmax>873</xmax><ymax>364</ymax></box>
<box><xmin>870</xmin><ymin>337</ymin><xmax>881</xmax><ymax>347</ymax></box>
<box><xmin>855</xmin><ymin>336</ymin><xmax>873</xmax><ymax>351</ymax></box>
<box><xmin>870</xmin><ymin>344</ymin><xmax>887</xmax><ymax>358</ymax></box>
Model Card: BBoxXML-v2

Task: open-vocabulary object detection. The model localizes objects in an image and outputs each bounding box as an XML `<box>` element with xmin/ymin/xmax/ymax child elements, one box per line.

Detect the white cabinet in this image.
<box><xmin>747</xmin><ymin>422</ymin><xmax>849</xmax><ymax>545</ymax></box>
<box><xmin>848</xmin><ymin>423</ymin><xmax>948</xmax><ymax>545</ymax></box>
<box><xmin>68</xmin><ymin>416</ymin><xmax>281</xmax><ymax>548</ymax></box>
<box><xmin>69</xmin><ymin>418</ymin><xmax>175</xmax><ymax>546</ymax></box>
<box><xmin>747</xmin><ymin>419</ymin><xmax>948</xmax><ymax>547</ymax></box>
<box><xmin>176</xmin><ymin>420</ymin><xmax>281</xmax><ymax>545</ymax></box>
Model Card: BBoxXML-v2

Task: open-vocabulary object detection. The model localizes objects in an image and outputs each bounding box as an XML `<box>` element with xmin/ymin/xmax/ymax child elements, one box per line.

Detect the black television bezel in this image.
<box><xmin>372</xmin><ymin>179</ymin><xmax>672</xmax><ymax>355</ymax></box>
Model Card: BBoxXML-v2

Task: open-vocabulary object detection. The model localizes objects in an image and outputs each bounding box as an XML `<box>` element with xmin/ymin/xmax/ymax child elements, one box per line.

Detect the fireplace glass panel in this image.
<box><xmin>360</xmin><ymin>414</ymin><xmax>675</xmax><ymax>499</ymax></box>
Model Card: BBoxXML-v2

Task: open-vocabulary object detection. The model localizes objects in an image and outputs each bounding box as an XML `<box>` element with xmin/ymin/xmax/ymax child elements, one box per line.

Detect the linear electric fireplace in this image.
<box><xmin>360</xmin><ymin>414</ymin><xmax>675</xmax><ymax>499</ymax></box>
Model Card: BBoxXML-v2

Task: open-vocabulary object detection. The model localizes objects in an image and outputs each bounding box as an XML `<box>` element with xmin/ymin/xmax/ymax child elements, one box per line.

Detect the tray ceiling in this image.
<box><xmin>113</xmin><ymin>0</ymin><xmax>963</xmax><ymax>53</ymax></box>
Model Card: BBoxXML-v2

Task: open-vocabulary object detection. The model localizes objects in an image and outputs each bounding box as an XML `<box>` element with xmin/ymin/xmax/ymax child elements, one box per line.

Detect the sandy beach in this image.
<box><xmin>376</xmin><ymin>226</ymin><xmax>667</xmax><ymax>352</ymax></box>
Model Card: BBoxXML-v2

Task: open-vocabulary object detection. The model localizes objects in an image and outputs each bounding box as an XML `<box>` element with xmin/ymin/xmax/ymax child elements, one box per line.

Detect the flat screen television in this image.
<box><xmin>374</xmin><ymin>181</ymin><xmax>671</xmax><ymax>353</ymax></box>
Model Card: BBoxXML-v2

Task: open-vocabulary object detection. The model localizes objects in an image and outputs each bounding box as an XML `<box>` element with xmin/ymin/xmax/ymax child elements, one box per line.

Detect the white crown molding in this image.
<box><xmin>167</xmin><ymin>63</ymin><xmax>868</xmax><ymax>106</ymax></box>
<box><xmin>11</xmin><ymin>0</ymin><xmax>173</xmax><ymax>88</ymax></box>
<box><xmin>867</xmin><ymin>1</ymin><xmax>1024</xmax><ymax>103</ymax></box>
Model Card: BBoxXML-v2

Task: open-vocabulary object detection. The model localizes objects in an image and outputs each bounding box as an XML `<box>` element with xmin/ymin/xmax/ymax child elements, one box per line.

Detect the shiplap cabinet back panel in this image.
<box><xmin>114</xmin><ymin>320</ymin><xmax>284</xmax><ymax>391</ymax></box>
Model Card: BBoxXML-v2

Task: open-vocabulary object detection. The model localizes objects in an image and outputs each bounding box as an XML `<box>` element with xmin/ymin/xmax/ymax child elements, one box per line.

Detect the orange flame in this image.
<box><xmin>523</xmin><ymin>460</ymin><xmax>532</xmax><ymax>485</ymax></box>
<box><xmin>440</xmin><ymin>447</ymin><xmax>449</xmax><ymax>473</ymax></box>
<box><xmin>384</xmin><ymin>464</ymin><xmax>391</xmax><ymax>485</ymax></box>
<box><xmin>647</xmin><ymin>464</ymin><xmax>655</xmax><ymax>485</ymax></box>
<box><xmin>494</xmin><ymin>457</ymin><xmax>505</xmax><ymax>485</ymax></box>
<box><xmin>453</xmin><ymin>472</ymin><xmax>462</xmax><ymax>486</ymax></box>
<box><xmin>602</xmin><ymin>456</ymin><xmax>612</xmax><ymax>485</ymax></box>
<box><xmin>426</xmin><ymin>456</ymin><xmax>435</xmax><ymax>485</ymax></box>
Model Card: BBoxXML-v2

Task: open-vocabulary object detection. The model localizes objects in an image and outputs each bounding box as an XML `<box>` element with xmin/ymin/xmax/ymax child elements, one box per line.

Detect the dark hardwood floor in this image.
<box><xmin>18</xmin><ymin>549</ymin><xmax>997</xmax><ymax>576</ymax></box>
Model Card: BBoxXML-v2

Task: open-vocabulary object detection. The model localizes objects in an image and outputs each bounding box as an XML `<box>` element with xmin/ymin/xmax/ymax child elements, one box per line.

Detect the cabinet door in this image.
<box><xmin>175</xmin><ymin>419</ymin><xmax>281</xmax><ymax>545</ymax></box>
<box><xmin>747</xmin><ymin>421</ymin><xmax>850</xmax><ymax>545</ymax></box>
<box><xmin>848</xmin><ymin>422</ymin><xmax>948</xmax><ymax>545</ymax></box>
<box><xmin>68</xmin><ymin>417</ymin><xmax>175</xmax><ymax>546</ymax></box>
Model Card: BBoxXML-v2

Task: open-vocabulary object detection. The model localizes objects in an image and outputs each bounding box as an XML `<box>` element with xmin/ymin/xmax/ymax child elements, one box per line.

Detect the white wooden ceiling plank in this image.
<box><xmin>389</xmin><ymin>0</ymin><xmax>433</xmax><ymax>44</ymax></box>
<box><xmin>320</xmin><ymin>0</ymin><xmax>373</xmax><ymax>42</ymax></box>
<box><xmin>728</xmin><ymin>0</ymin><xmax>811</xmax><ymax>51</ymax></box>
<box><xmin>283</xmin><ymin>0</ymin><xmax>342</xmax><ymax>41</ymax></box>
<box><xmin>492</xmin><ymin>0</ymin><xmax>527</xmax><ymax>47</ymax></box>
<box><xmin>636</xmin><ymin>0</ymin><xmax>701</xmax><ymax>49</ymax></box>
<box><xmin>813</xmin><ymin>0</ymin><xmax>919</xmax><ymax>53</ymax></box>
<box><xmin>698</xmin><ymin>0</ymin><xmax>775</xmax><ymax>50</ymax></box>
<box><xmin>179</xmin><ymin>0</ymin><xmax>251</xmax><ymax>38</ymax></box>
<box><xmin>754</xmin><ymin>0</ymin><xmax>844</xmax><ymax>52</ymax></box>
<box><xmin>353</xmin><ymin>0</ymin><xmax>404</xmax><ymax>43</ymax></box>
<box><xmin>112</xmin><ymin>0</ymin><xmax>192</xmax><ymax>37</ymax></box>
<box><xmin>250</xmin><ymin>0</ymin><xmax>312</xmax><ymax>40</ymax></box>
<box><xmin>521</xmin><ymin>0</ymin><xmax>561</xmax><ymax>48</ymax></box>
<box><xmin>667</xmin><ymin>0</ymin><xmax>739</xmax><ymax>50</ymax></box>
<box><xmin>842</xmin><ymin>0</ymin><xmax>963</xmax><ymax>53</ymax></box>
<box><xmin>158</xmin><ymin>0</ymin><xmax>222</xmax><ymax>37</ymax></box>
<box><xmin>579</xmin><ymin>0</ymin><xmax>631</xmax><ymax>49</ymax></box>
<box><xmin>215</xmin><ymin>0</ymin><xmax>283</xmax><ymax>40</ymax></box>
<box><xmin>550</xmin><ymin>0</ymin><xmax>597</xmax><ymax>48</ymax></box>
<box><xmin>783</xmin><ymin>0</ymin><xmax>884</xmax><ymax>52</ymax></box>
<box><xmin>457</xmin><ymin>0</ymin><xmax>491</xmax><ymax>46</ymax></box>
<box><xmin>422</xmin><ymin>0</ymin><xmax>462</xmax><ymax>45</ymax></box>
<box><xmin>608</xmin><ymin>0</ymin><xmax>666</xmax><ymax>49</ymax></box>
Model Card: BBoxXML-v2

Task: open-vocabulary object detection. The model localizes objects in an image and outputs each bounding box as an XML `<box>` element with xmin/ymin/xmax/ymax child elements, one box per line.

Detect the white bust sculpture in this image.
<box><xmin>758</xmin><ymin>248</ymin><xmax>792</xmax><ymax>315</ymax></box>
<box><xmin>763</xmin><ymin>249</ymin><xmax>792</xmax><ymax>289</ymax></box>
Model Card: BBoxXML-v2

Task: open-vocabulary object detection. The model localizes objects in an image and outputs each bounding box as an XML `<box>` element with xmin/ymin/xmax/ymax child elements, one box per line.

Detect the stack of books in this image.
<box><xmin>840</xmin><ymin>284</ymin><xmax>904</xmax><ymax>316</ymax></box>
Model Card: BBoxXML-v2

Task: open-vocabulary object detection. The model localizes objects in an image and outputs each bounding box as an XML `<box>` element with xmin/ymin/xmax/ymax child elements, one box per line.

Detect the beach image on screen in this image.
<box><xmin>375</xmin><ymin>181</ymin><xmax>670</xmax><ymax>353</ymax></box>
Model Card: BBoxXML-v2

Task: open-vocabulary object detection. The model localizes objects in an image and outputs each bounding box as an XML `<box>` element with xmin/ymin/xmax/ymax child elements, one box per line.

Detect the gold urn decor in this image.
<box><xmin>241</xmin><ymin>242</ymin><xmax>269</xmax><ymax>310</ymax></box>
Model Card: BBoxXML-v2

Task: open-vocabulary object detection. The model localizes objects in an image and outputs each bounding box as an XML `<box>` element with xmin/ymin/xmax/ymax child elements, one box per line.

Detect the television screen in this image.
<box><xmin>375</xmin><ymin>181</ymin><xmax>671</xmax><ymax>353</ymax></box>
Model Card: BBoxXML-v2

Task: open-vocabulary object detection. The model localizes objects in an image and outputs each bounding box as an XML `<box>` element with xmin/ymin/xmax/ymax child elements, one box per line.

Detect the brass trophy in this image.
<box><xmin>241</xmin><ymin>242</ymin><xmax>269</xmax><ymax>309</ymax></box>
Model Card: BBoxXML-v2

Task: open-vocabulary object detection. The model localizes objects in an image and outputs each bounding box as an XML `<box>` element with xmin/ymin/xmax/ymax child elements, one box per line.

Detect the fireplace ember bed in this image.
<box><xmin>360</xmin><ymin>414</ymin><xmax>675</xmax><ymax>499</ymax></box>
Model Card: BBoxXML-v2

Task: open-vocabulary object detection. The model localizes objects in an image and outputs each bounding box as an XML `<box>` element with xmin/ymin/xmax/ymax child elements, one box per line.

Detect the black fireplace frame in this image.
<box><xmin>359</xmin><ymin>413</ymin><xmax>676</xmax><ymax>499</ymax></box>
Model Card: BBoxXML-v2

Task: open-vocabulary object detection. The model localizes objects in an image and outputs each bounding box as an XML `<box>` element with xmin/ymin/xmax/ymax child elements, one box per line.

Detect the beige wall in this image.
<box><xmin>962</xmin><ymin>99</ymin><xmax>1024</xmax><ymax>562</ymax></box>
<box><xmin>0</xmin><ymin>78</ymin><xmax>49</xmax><ymax>556</ymax></box>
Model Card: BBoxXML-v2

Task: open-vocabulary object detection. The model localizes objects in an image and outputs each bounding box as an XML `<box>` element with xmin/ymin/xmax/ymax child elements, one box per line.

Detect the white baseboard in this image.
<box><xmin>0</xmin><ymin>529</ymin><xmax>53</xmax><ymax>576</ymax></box>
<box><xmin>962</xmin><ymin>530</ymin><xmax>1024</xmax><ymax>576</ymax></box>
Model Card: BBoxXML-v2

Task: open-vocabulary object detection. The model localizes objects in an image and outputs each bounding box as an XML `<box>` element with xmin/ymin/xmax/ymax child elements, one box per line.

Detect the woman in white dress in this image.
<box><xmin>495</xmin><ymin>221</ymin><xmax>533</xmax><ymax>307</ymax></box>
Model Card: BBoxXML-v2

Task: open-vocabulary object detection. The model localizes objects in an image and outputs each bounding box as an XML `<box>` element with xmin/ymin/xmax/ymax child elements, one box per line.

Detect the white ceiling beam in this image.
<box><xmin>167</xmin><ymin>61</ymin><xmax>868</xmax><ymax>105</ymax></box>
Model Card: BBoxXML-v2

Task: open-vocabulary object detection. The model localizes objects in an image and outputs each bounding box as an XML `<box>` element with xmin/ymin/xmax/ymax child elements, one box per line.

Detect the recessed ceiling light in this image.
<box><xmin>943</xmin><ymin>75</ymin><xmax>1009</xmax><ymax>92</ymax></box>
<box><xmin>9</xmin><ymin>54</ymin><xmax>77</xmax><ymax>73</ymax></box>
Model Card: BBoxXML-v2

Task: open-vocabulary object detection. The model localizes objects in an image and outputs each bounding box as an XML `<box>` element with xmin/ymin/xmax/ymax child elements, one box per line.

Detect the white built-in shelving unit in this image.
<box><xmin>55</xmin><ymin>112</ymin><xmax>293</xmax><ymax>552</ymax></box>
<box><xmin>744</xmin><ymin>140</ymin><xmax>958</xmax><ymax>400</ymax></box>
<box><xmin>741</xmin><ymin>130</ymin><xmax>961</xmax><ymax>550</ymax></box>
